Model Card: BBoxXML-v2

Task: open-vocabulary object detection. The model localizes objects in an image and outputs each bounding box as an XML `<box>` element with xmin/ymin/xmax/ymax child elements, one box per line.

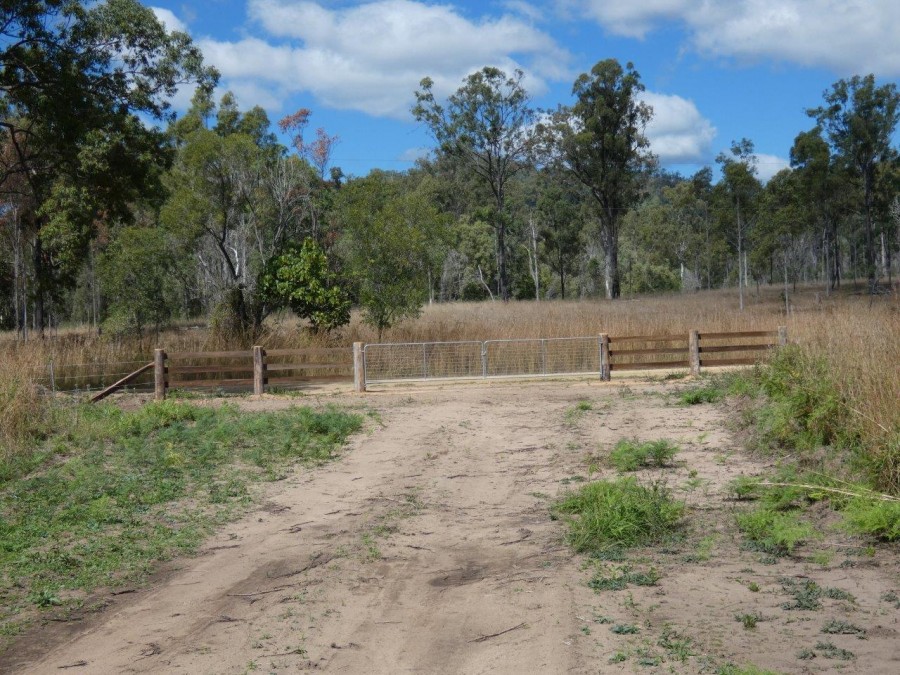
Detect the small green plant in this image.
<box><xmin>747</xmin><ymin>582</ymin><xmax>760</xmax><ymax>593</ymax></box>
<box><xmin>729</xmin><ymin>475</ymin><xmax>761</xmax><ymax>500</ymax></box>
<box><xmin>679</xmin><ymin>385</ymin><xmax>722</xmax><ymax>405</ymax></box>
<box><xmin>610</xmin><ymin>623</ymin><xmax>639</xmax><ymax>634</ymax></box>
<box><xmin>576</xmin><ymin>400</ymin><xmax>593</xmax><ymax>411</ymax></box>
<box><xmin>658</xmin><ymin>625</ymin><xmax>694</xmax><ymax>661</ymax></box>
<box><xmin>821</xmin><ymin>619</ymin><xmax>866</xmax><ymax>637</ymax></box>
<box><xmin>734</xmin><ymin>612</ymin><xmax>765</xmax><ymax>629</ymax></box>
<box><xmin>610</xmin><ymin>439</ymin><xmax>679</xmax><ymax>471</ymax></box>
<box><xmin>555</xmin><ymin>478</ymin><xmax>685</xmax><ymax>553</ymax></box>
<box><xmin>609</xmin><ymin>651</ymin><xmax>628</xmax><ymax>663</ymax></box>
<box><xmin>881</xmin><ymin>591</ymin><xmax>900</xmax><ymax>608</ymax></box>
<box><xmin>814</xmin><ymin>640</ymin><xmax>855</xmax><ymax>660</ymax></box>
<box><xmin>842</xmin><ymin>497</ymin><xmax>900</xmax><ymax>541</ymax></box>
<box><xmin>779</xmin><ymin>578</ymin><xmax>823</xmax><ymax>610</ymax></box>
<box><xmin>736</xmin><ymin>506</ymin><xmax>813</xmax><ymax>555</ymax></box>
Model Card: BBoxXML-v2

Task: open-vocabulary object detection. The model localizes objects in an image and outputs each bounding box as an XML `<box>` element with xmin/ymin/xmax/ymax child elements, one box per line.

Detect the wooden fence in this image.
<box><xmin>89</xmin><ymin>327</ymin><xmax>786</xmax><ymax>401</ymax></box>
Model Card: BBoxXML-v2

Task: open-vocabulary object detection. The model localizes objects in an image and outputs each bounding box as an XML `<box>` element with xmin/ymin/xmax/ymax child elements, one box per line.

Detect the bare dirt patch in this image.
<box><xmin>5</xmin><ymin>380</ymin><xmax>898</xmax><ymax>674</ymax></box>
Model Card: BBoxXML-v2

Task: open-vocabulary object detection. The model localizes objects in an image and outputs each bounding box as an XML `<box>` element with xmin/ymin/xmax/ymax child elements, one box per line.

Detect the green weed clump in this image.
<box><xmin>841</xmin><ymin>497</ymin><xmax>900</xmax><ymax>541</ymax></box>
<box><xmin>610</xmin><ymin>439</ymin><xmax>679</xmax><ymax>471</ymax></box>
<box><xmin>0</xmin><ymin>400</ymin><xmax>362</xmax><ymax>637</ymax></box>
<box><xmin>736</xmin><ymin>506</ymin><xmax>813</xmax><ymax>556</ymax></box>
<box><xmin>679</xmin><ymin>385</ymin><xmax>723</xmax><ymax>405</ymax></box>
<box><xmin>555</xmin><ymin>477</ymin><xmax>685</xmax><ymax>553</ymax></box>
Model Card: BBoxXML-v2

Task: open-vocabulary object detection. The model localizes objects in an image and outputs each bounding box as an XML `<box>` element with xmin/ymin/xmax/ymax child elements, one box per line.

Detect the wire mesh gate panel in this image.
<box><xmin>363</xmin><ymin>337</ymin><xmax>604</xmax><ymax>385</ymax></box>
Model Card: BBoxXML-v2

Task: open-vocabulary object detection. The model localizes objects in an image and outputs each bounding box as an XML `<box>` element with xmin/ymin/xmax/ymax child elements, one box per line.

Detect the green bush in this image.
<box><xmin>736</xmin><ymin>506</ymin><xmax>814</xmax><ymax>555</ymax></box>
<box><xmin>842</xmin><ymin>497</ymin><xmax>900</xmax><ymax>541</ymax></box>
<box><xmin>610</xmin><ymin>439</ymin><xmax>679</xmax><ymax>471</ymax></box>
<box><xmin>555</xmin><ymin>478</ymin><xmax>685</xmax><ymax>553</ymax></box>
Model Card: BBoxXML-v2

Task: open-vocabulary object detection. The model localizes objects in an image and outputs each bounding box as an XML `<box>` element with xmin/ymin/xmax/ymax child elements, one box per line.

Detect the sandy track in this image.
<box><xmin>8</xmin><ymin>380</ymin><xmax>899</xmax><ymax>674</ymax></box>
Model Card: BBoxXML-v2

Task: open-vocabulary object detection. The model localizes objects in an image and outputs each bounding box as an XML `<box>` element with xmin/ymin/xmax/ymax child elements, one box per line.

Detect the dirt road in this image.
<box><xmin>9</xmin><ymin>380</ymin><xmax>899</xmax><ymax>674</ymax></box>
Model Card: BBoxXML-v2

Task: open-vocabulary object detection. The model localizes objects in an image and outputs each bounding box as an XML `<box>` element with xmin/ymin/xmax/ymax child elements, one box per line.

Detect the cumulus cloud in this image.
<box><xmin>195</xmin><ymin>0</ymin><xmax>571</xmax><ymax>117</ymax></box>
<box><xmin>639</xmin><ymin>91</ymin><xmax>717</xmax><ymax>164</ymax></box>
<box><xmin>577</xmin><ymin>0</ymin><xmax>900</xmax><ymax>76</ymax></box>
<box><xmin>150</xmin><ymin>6</ymin><xmax>187</xmax><ymax>33</ymax></box>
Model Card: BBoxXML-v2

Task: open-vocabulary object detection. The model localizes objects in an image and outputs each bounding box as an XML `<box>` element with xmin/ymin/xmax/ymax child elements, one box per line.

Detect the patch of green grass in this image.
<box><xmin>679</xmin><ymin>385</ymin><xmax>723</xmax><ymax>405</ymax></box>
<box><xmin>0</xmin><ymin>400</ymin><xmax>362</xmax><ymax>637</ymax></box>
<box><xmin>842</xmin><ymin>497</ymin><xmax>900</xmax><ymax>541</ymax></box>
<box><xmin>881</xmin><ymin>591</ymin><xmax>900</xmax><ymax>608</ymax></box>
<box><xmin>716</xmin><ymin>665</ymin><xmax>782</xmax><ymax>675</ymax></box>
<box><xmin>779</xmin><ymin>578</ymin><xmax>824</xmax><ymax>611</ymax></box>
<box><xmin>736</xmin><ymin>506</ymin><xmax>814</xmax><ymax>556</ymax></box>
<box><xmin>728</xmin><ymin>475</ymin><xmax>762</xmax><ymax>500</ymax></box>
<box><xmin>554</xmin><ymin>478</ymin><xmax>685</xmax><ymax>554</ymax></box>
<box><xmin>610</xmin><ymin>439</ymin><xmax>679</xmax><ymax>472</ymax></box>
<box><xmin>610</xmin><ymin>623</ymin><xmax>639</xmax><ymax>634</ymax></box>
<box><xmin>821</xmin><ymin>619</ymin><xmax>866</xmax><ymax>638</ymax></box>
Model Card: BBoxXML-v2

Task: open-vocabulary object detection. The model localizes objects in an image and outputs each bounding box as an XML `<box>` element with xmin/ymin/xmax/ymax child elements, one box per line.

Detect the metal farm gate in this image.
<box><xmin>363</xmin><ymin>337</ymin><xmax>606</xmax><ymax>386</ymax></box>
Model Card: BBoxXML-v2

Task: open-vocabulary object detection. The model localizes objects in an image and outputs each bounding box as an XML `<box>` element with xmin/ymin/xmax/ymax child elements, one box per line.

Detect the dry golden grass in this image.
<box><xmin>1</xmin><ymin>284</ymin><xmax>897</xmax><ymax>477</ymax></box>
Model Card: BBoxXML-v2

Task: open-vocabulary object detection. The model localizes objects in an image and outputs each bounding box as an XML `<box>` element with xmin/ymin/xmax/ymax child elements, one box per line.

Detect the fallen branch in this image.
<box><xmin>468</xmin><ymin>622</ymin><xmax>527</xmax><ymax>643</ymax></box>
<box><xmin>757</xmin><ymin>481</ymin><xmax>900</xmax><ymax>503</ymax></box>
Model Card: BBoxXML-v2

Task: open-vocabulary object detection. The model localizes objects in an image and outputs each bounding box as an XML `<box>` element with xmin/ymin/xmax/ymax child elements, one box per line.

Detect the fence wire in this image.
<box><xmin>364</xmin><ymin>337</ymin><xmax>605</xmax><ymax>384</ymax></box>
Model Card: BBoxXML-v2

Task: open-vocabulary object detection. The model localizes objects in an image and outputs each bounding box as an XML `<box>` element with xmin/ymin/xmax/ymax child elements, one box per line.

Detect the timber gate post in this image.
<box><xmin>689</xmin><ymin>330</ymin><xmax>701</xmax><ymax>376</ymax></box>
<box><xmin>154</xmin><ymin>349</ymin><xmax>167</xmax><ymax>400</ymax></box>
<box><xmin>777</xmin><ymin>326</ymin><xmax>788</xmax><ymax>347</ymax></box>
<box><xmin>599</xmin><ymin>334</ymin><xmax>611</xmax><ymax>381</ymax></box>
<box><xmin>353</xmin><ymin>342</ymin><xmax>366</xmax><ymax>393</ymax></box>
<box><xmin>253</xmin><ymin>346</ymin><xmax>266</xmax><ymax>395</ymax></box>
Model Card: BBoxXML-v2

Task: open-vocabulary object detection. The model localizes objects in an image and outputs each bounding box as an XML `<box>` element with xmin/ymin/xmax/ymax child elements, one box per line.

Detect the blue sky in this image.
<box><xmin>150</xmin><ymin>0</ymin><xmax>900</xmax><ymax>181</ymax></box>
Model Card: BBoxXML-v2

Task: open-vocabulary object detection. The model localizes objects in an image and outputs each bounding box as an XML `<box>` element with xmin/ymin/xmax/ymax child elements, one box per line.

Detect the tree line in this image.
<box><xmin>2</xmin><ymin>1</ymin><xmax>898</xmax><ymax>343</ymax></box>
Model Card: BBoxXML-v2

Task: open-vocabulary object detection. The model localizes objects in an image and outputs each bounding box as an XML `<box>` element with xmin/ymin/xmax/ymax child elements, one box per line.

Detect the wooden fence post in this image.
<box><xmin>599</xmin><ymin>334</ymin><xmax>611</xmax><ymax>381</ymax></box>
<box><xmin>154</xmin><ymin>349</ymin><xmax>167</xmax><ymax>400</ymax></box>
<box><xmin>689</xmin><ymin>330</ymin><xmax>701</xmax><ymax>376</ymax></box>
<box><xmin>353</xmin><ymin>342</ymin><xmax>366</xmax><ymax>393</ymax></box>
<box><xmin>777</xmin><ymin>325</ymin><xmax>788</xmax><ymax>347</ymax></box>
<box><xmin>253</xmin><ymin>346</ymin><xmax>266</xmax><ymax>395</ymax></box>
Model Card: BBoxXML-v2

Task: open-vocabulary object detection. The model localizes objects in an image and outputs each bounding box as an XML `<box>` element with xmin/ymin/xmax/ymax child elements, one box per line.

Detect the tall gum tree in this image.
<box><xmin>0</xmin><ymin>0</ymin><xmax>218</xmax><ymax>333</ymax></box>
<box><xmin>413</xmin><ymin>67</ymin><xmax>534</xmax><ymax>301</ymax></box>
<box><xmin>537</xmin><ymin>59</ymin><xmax>655</xmax><ymax>300</ymax></box>
<box><xmin>808</xmin><ymin>74</ymin><xmax>900</xmax><ymax>294</ymax></box>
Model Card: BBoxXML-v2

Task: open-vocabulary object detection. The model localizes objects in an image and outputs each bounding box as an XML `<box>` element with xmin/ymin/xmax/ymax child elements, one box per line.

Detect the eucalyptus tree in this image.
<box><xmin>413</xmin><ymin>67</ymin><xmax>535</xmax><ymax>300</ymax></box>
<box><xmin>537</xmin><ymin>59</ymin><xmax>655</xmax><ymax>299</ymax></box>
<box><xmin>336</xmin><ymin>172</ymin><xmax>448</xmax><ymax>339</ymax></box>
<box><xmin>0</xmin><ymin>0</ymin><xmax>217</xmax><ymax>332</ymax></box>
<box><xmin>715</xmin><ymin>139</ymin><xmax>761</xmax><ymax>310</ymax></box>
<box><xmin>808</xmin><ymin>75</ymin><xmax>900</xmax><ymax>293</ymax></box>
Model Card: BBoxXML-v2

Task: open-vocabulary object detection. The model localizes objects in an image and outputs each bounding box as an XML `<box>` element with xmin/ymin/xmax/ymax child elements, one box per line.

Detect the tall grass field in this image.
<box><xmin>2</xmin><ymin>284</ymin><xmax>898</xmax><ymax>491</ymax></box>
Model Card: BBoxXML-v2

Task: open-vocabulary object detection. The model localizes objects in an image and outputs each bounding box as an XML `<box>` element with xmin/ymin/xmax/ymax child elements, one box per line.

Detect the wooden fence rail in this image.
<box><xmin>151</xmin><ymin>346</ymin><xmax>354</xmax><ymax>400</ymax></box>
<box><xmin>135</xmin><ymin>327</ymin><xmax>786</xmax><ymax>400</ymax></box>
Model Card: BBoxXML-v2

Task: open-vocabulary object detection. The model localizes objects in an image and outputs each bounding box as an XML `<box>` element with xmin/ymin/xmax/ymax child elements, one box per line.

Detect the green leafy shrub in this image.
<box><xmin>842</xmin><ymin>497</ymin><xmax>900</xmax><ymax>541</ymax></box>
<box><xmin>610</xmin><ymin>439</ymin><xmax>679</xmax><ymax>471</ymax></box>
<box><xmin>555</xmin><ymin>477</ymin><xmax>685</xmax><ymax>553</ymax></box>
<box><xmin>736</xmin><ymin>506</ymin><xmax>814</xmax><ymax>555</ymax></box>
<box><xmin>679</xmin><ymin>385</ymin><xmax>722</xmax><ymax>405</ymax></box>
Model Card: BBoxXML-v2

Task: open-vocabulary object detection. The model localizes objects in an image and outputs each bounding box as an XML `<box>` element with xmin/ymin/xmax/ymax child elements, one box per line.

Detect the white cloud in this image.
<box><xmin>640</xmin><ymin>91</ymin><xmax>717</xmax><ymax>164</ymax></box>
<box><xmin>753</xmin><ymin>153</ymin><xmax>791</xmax><ymax>183</ymax></box>
<box><xmin>577</xmin><ymin>0</ymin><xmax>900</xmax><ymax>76</ymax></box>
<box><xmin>579</xmin><ymin>0</ymin><xmax>692</xmax><ymax>39</ymax></box>
<box><xmin>150</xmin><ymin>6</ymin><xmax>187</xmax><ymax>33</ymax></box>
<box><xmin>196</xmin><ymin>0</ymin><xmax>571</xmax><ymax>118</ymax></box>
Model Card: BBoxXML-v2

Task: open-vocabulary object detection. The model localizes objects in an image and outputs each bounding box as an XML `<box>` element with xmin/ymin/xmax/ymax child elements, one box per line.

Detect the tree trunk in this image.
<box><xmin>604</xmin><ymin>240</ymin><xmax>620</xmax><ymax>300</ymax></box>
<box><xmin>32</xmin><ymin>234</ymin><xmax>45</xmax><ymax>336</ymax></box>
<box><xmin>864</xmin><ymin>171</ymin><xmax>877</xmax><ymax>294</ymax></box>
<box><xmin>496</xmin><ymin>215</ymin><xmax>509</xmax><ymax>301</ymax></box>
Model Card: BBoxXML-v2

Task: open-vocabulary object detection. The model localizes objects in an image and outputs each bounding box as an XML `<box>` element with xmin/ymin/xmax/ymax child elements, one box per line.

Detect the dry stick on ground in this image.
<box><xmin>757</xmin><ymin>481</ymin><xmax>900</xmax><ymax>502</ymax></box>
<box><xmin>469</xmin><ymin>622</ymin><xmax>528</xmax><ymax>643</ymax></box>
